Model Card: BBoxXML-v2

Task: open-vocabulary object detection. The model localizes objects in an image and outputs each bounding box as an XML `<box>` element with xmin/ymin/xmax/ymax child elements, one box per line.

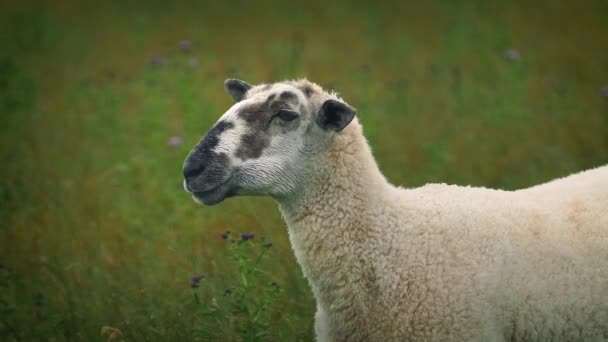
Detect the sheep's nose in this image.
<box><xmin>183</xmin><ymin>156</ymin><xmax>205</xmax><ymax>182</ymax></box>
<box><xmin>183</xmin><ymin>164</ymin><xmax>203</xmax><ymax>193</ymax></box>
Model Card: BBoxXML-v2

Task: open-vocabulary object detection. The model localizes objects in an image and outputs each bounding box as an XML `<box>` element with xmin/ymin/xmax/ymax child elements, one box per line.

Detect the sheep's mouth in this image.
<box><xmin>191</xmin><ymin>181</ymin><xmax>235</xmax><ymax>205</ymax></box>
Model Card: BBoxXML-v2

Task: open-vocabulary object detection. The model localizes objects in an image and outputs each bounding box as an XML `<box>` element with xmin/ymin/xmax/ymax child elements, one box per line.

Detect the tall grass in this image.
<box><xmin>1</xmin><ymin>1</ymin><xmax>607</xmax><ymax>340</ymax></box>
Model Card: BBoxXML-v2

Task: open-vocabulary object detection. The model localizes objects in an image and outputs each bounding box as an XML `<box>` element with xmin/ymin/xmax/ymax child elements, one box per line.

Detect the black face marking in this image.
<box><xmin>279</xmin><ymin>91</ymin><xmax>298</xmax><ymax>102</ymax></box>
<box><xmin>233</xmin><ymin>90</ymin><xmax>302</xmax><ymax>161</ymax></box>
<box><xmin>299</xmin><ymin>85</ymin><xmax>314</xmax><ymax>98</ymax></box>
<box><xmin>238</xmin><ymin>101</ymin><xmax>272</xmax><ymax>125</ymax></box>
<box><xmin>235</xmin><ymin>133</ymin><xmax>269</xmax><ymax>160</ymax></box>
<box><xmin>237</xmin><ymin>92</ymin><xmax>294</xmax><ymax>126</ymax></box>
<box><xmin>199</xmin><ymin>152</ymin><xmax>229</xmax><ymax>180</ymax></box>
<box><xmin>201</xmin><ymin>120</ymin><xmax>233</xmax><ymax>152</ymax></box>
<box><xmin>183</xmin><ymin>120</ymin><xmax>233</xmax><ymax>180</ymax></box>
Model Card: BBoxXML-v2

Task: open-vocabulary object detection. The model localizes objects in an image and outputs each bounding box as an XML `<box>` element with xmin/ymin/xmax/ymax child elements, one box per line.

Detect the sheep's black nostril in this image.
<box><xmin>183</xmin><ymin>163</ymin><xmax>205</xmax><ymax>179</ymax></box>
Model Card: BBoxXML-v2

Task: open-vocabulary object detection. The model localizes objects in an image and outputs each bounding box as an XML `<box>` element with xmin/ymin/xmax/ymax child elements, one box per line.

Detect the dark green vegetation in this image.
<box><xmin>1</xmin><ymin>1</ymin><xmax>607</xmax><ymax>340</ymax></box>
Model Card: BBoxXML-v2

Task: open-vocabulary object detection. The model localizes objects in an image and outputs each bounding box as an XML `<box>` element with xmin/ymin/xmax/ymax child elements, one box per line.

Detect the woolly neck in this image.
<box><xmin>276</xmin><ymin>118</ymin><xmax>391</xmax><ymax>314</ymax></box>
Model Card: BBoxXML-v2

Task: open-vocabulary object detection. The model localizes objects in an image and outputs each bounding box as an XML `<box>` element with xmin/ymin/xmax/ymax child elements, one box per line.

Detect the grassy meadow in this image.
<box><xmin>1</xmin><ymin>0</ymin><xmax>607</xmax><ymax>340</ymax></box>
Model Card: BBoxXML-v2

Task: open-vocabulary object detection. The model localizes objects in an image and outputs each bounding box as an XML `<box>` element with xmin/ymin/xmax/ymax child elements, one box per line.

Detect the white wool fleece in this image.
<box><xmin>277</xmin><ymin>118</ymin><xmax>608</xmax><ymax>342</ymax></box>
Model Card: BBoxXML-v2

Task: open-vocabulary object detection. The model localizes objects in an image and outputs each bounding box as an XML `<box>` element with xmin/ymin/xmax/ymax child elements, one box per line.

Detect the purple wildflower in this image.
<box><xmin>221</xmin><ymin>230</ymin><xmax>231</xmax><ymax>240</ymax></box>
<box><xmin>505</xmin><ymin>49</ymin><xmax>521</xmax><ymax>61</ymax></box>
<box><xmin>149</xmin><ymin>55</ymin><xmax>164</xmax><ymax>66</ymax></box>
<box><xmin>601</xmin><ymin>86</ymin><xmax>608</xmax><ymax>97</ymax></box>
<box><xmin>240</xmin><ymin>232</ymin><xmax>255</xmax><ymax>241</ymax></box>
<box><xmin>191</xmin><ymin>274</ymin><xmax>205</xmax><ymax>288</ymax></box>
<box><xmin>189</xmin><ymin>58</ymin><xmax>199</xmax><ymax>68</ymax></box>
<box><xmin>167</xmin><ymin>136</ymin><xmax>183</xmax><ymax>147</ymax></box>
<box><xmin>179</xmin><ymin>40</ymin><xmax>192</xmax><ymax>50</ymax></box>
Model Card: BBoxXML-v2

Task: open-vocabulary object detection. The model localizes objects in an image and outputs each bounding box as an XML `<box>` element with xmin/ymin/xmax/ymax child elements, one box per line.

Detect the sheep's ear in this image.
<box><xmin>317</xmin><ymin>99</ymin><xmax>356</xmax><ymax>132</ymax></box>
<box><xmin>224</xmin><ymin>79</ymin><xmax>252</xmax><ymax>102</ymax></box>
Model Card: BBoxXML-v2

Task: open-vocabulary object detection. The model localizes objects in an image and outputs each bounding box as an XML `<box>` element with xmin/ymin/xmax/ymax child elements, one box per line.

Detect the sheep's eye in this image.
<box><xmin>277</xmin><ymin>109</ymin><xmax>299</xmax><ymax>122</ymax></box>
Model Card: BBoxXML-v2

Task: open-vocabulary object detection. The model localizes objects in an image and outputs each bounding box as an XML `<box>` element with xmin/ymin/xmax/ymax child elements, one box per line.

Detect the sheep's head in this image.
<box><xmin>182</xmin><ymin>79</ymin><xmax>356</xmax><ymax>205</ymax></box>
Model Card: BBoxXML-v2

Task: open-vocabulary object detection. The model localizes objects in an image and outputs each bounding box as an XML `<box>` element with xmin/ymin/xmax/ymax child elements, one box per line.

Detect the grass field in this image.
<box><xmin>1</xmin><ymin>0</ymin><xmax>607</xmax><ymax>340</ymax></box>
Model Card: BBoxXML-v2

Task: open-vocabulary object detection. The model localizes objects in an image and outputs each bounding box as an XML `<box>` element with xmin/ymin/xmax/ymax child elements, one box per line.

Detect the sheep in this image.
<box><xmin>182</xmin><ymin>78</ymin><xmax>608</xmax><ymax>341</ymax></box>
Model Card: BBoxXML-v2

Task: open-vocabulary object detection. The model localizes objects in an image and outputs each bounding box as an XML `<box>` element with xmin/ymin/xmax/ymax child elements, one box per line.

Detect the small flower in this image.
<box><xmin>189</xmin><ymin>57</ymin><xmax>199</xmax><ymax>68</ymax></box>
<box><xmin>179</xmin><ymin>40</ymin><xmax>192</xmax><ymax>50</ymax></box>
<box><xmin>505</xmin><ymin>49</ymin><xmax>521</xmax><ymax>61</ymax></box>
<box><xmin>601</xmin><ymin>86</ymin><xmax>608</xmax><ymax>97</ymax></box>
<box><xmin>224</xmin><ymin>287</ymin><xmax>232</xmax><ymax>296</ymax></box>
<box><xmin>149</xmin><ymin>55</ymin><xmax>164</xmax><ymax>66</ymax></box>
<box><xmin>191</xmin><ymin>274</ymin><xmax>205</xmax><ymax>288</ymax></box>
<box><xmin>221</xmin><ymin>230</ymin><xmax>231</xmax><ymax>239</ymax></box>
<box><xmin>240</xmin><ymin>232</ymin><xmax>255</xmax><ymax>241</ymax></box>
<box><xmin>191</xmin><ymin>274</ymin><xmax>205</xmax><ymax>282</ymax></box>
<box><xmin>167</xmin><ymin>136</ymin><xmax>183</xmax><ymax>147</ymax></box>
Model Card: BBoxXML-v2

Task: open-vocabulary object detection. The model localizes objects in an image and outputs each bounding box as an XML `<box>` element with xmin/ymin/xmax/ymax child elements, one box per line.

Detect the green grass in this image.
<box><xmin>1</xmin><ymin>0</ymin><xmax>607</xmax><ymax>340</ymax></box>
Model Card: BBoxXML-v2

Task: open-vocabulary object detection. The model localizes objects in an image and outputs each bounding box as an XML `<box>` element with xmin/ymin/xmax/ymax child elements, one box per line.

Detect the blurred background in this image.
<box><xmin>1</xmin><ymin>0</ymin><xmax>607</xmax><ymax>340</ymax></box>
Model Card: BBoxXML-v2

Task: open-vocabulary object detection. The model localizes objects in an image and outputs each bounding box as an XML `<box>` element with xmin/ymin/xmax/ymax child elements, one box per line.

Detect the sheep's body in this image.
<box><xmin>184</xmin><ymin>78</ymin><xmax>608</xmax><ymax>341</ymax></box>
<box><xmin>278</xmin><ymin>118</ymin><xmax>608</xmax><ymax>341</ymax></box>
